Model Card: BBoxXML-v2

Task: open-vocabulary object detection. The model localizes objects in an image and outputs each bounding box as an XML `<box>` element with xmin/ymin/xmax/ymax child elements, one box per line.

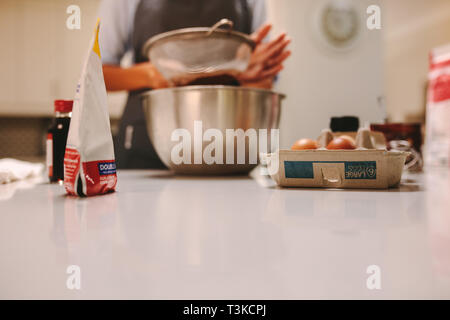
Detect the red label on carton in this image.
<box><xmin>64</xmin><ymin>148</ymin><xmax>81</xmax><ymax>196</ymax></box>
<box><xmin>82</xmin><ymin>160</ymin><xmax>117</xmax><ymax>197</ymax></box>
<box><xmin>430</xmin><ymin>74</ymin><xmax>450</xmax><ymax>103</ymax></box>
<box><xmin>64</xmin><ymin>148</ymin><xmax>117</xmax><ymax>197</ymax></box>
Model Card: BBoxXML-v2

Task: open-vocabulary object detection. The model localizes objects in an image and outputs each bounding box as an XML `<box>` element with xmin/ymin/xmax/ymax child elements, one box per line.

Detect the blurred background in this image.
<box><xmin>1</xmin><ymin>0</ymin><xmax>449</xmax><ymax>159</ymax></box>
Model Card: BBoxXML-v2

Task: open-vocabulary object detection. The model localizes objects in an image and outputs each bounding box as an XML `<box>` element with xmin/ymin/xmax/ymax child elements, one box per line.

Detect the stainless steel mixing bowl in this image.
<box><xmin>142</xmin><ymin>86</ymin><xmax>284</xmax><ymax>175</ymax></box>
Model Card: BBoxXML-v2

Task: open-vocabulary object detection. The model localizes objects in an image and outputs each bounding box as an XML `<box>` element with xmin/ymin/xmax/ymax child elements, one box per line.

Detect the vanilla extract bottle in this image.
<box><xmin>47</xmin><ymin>100</ymin><xmax>73</xmax><ymax>183</ymax></box>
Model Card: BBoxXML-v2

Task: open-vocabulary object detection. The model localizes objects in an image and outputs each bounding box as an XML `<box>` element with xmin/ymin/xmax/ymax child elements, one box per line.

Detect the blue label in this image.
<box><xmin>285</xmin><ymin>161</ymin><xmax>314</xmax><ymax>179</ymax></box>
<box><xmin>98</xmin><ymin>162</ymin><xmax>116</xmax><ymax>175</ymax></box>
<box><xmin>284</xmin><ymin>161</ymin><xmax>377</xmax><ymax>180</ymax></box>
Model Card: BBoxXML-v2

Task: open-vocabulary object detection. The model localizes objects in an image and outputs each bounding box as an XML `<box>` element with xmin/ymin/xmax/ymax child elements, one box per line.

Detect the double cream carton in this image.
<box><xmin>264</xmin><ymin>129</ymin><xmax>408</xmax><ymax>189</ymax></box>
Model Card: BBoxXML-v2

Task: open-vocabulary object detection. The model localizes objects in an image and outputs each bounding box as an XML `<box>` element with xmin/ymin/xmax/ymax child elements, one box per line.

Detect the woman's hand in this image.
<box><xmin>134</xmin><ymin>62</ymin><xmax>170</xmax><ymax>89</ymax></box>
<box><xmin>103</xmin><ymin>62</ymin><xmax>170</xmax><ymax>92</ymax></box>
<box><xmin>238</xmin><ymin>24</ymin><xmax>291</xmax><ymax>89</ymax></box>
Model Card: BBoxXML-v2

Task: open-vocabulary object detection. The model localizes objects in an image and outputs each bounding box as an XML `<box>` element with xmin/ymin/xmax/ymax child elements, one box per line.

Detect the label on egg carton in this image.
<box><xmin>265</xmin><ymin>149</ymin><xmax>408</xmax><ymax>189</ymax></box>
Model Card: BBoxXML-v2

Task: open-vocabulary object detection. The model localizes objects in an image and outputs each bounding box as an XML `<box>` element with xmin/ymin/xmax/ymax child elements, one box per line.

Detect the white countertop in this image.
<box><xmin>0</xmin><ymin>168</ymin><xmax>449</xmax><ymax>299</ymax></box>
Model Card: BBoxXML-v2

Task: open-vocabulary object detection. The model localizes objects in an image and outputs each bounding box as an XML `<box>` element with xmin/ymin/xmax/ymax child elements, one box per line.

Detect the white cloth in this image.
<box><xmin>98</xmin><ymin>0</ymin><xmax>267</xmax><ymax>65</ymax></box>
<box><xmin>0</xmin><ymin>159</ymin><xmax>44</xmax><ymax>184</ymax></box>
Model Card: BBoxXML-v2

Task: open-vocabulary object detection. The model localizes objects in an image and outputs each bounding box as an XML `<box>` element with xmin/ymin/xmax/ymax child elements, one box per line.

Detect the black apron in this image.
<box><xmin>115</xmin><ymin>0</ymin><xmax>252</xmax><ymax>169</ymax></box>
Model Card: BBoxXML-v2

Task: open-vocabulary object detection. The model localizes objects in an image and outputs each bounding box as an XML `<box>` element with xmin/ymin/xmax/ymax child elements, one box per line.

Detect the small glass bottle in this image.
<box><xmin>47</xmin><ymin>100</ymin><xmax>73</xmax><ymax>183</ymax></box>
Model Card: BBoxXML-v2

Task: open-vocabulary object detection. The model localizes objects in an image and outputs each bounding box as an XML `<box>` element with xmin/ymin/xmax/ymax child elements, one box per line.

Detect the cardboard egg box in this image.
<box><xmin>264</xmin><ymin>128</ymin><xmax>409</xmax><ymax>189</ymax></box>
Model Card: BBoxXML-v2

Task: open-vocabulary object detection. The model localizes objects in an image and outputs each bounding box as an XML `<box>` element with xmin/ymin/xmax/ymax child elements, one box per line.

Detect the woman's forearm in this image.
<box><xmin>103</xmin><ymin>63</ymin><xmax>274</xmax><ymax>91</ymax></box>
<box><xmin>102</xmin><ymin>63</ymin><xmax>169</xmax><ymax>92</ymax></box>
<box><xmin>103</xmin><ymin>64</ymin><xmax>149</xmax><ymax>92</ymax></box>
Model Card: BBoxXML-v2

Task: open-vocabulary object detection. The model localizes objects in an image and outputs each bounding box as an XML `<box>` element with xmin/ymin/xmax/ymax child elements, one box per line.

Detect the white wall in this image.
<box><xmin>267</xmin><ymin>0</ymin><xmax>384</xmax><ymax>148</ymax></box>
<box><xmin>0</xmin><ymin>0</ymin><xmax>125</xmax><ymax>118</ymax></box>
<box><xmin>2</xmin><ymin>0</ymin><xmax>449</xmax><ymax>128</ymax></box>
<box><xmin>383</xmin><ymin>0</ymin><xmax>450</xmax><ymax>122</ymax></box>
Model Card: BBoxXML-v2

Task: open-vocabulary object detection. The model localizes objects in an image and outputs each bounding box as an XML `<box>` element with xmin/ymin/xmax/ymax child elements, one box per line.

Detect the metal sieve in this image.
<box><xmin>142</xmin><ymin>19</ymin><xmax>255</xmax><ymax>85</ymax></box>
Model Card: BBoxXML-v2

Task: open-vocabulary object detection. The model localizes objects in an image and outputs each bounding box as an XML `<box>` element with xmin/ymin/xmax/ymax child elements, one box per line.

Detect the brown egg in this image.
<box><xmin>291</xmin><ymin>138</ymin><xmax>319</xmax><ymax>150</ymax></box>
<box><xmin>327</xmin><ymin>135</ymin><xmax>357</xmax><ymax>150</ymax></box>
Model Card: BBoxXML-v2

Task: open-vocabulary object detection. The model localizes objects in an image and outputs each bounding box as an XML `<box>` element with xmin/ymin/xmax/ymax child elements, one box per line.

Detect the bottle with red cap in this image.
<box><xmin>47</xmin><ymin>100</ymin><xmax>73</xmax><ymax>183</ymax></box>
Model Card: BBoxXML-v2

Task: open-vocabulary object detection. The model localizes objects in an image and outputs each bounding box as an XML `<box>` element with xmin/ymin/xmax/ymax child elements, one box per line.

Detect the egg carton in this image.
<box><xmin>263</xmin><ymin>129</ymin><xmax>409</xmax><ymax>189</ymax></box>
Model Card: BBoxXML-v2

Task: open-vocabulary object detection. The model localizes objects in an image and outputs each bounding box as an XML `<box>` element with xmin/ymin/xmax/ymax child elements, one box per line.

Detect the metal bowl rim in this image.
<box><xmin>142</xmin><ymin>27</ymin><xmax>255</xmax><ymax>58</ymax></box>
<box><xmin>141</xmin><ymin>85</ymin><xmax>286</xmax><ymax>100</ymax></box>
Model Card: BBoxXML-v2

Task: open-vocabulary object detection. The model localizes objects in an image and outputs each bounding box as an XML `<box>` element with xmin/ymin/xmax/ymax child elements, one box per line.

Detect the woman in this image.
<box><xmin>99</xmin><ymin>0</ymin><xmax>291</xmax><ymax>169</ymax></box>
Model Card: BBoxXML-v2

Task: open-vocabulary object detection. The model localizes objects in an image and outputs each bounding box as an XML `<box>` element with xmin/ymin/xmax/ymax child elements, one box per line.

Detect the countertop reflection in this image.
<box><xmin>0</xmin><ymin>168</ymin><xmax>449</xmax><ymax>299</ymax></box>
